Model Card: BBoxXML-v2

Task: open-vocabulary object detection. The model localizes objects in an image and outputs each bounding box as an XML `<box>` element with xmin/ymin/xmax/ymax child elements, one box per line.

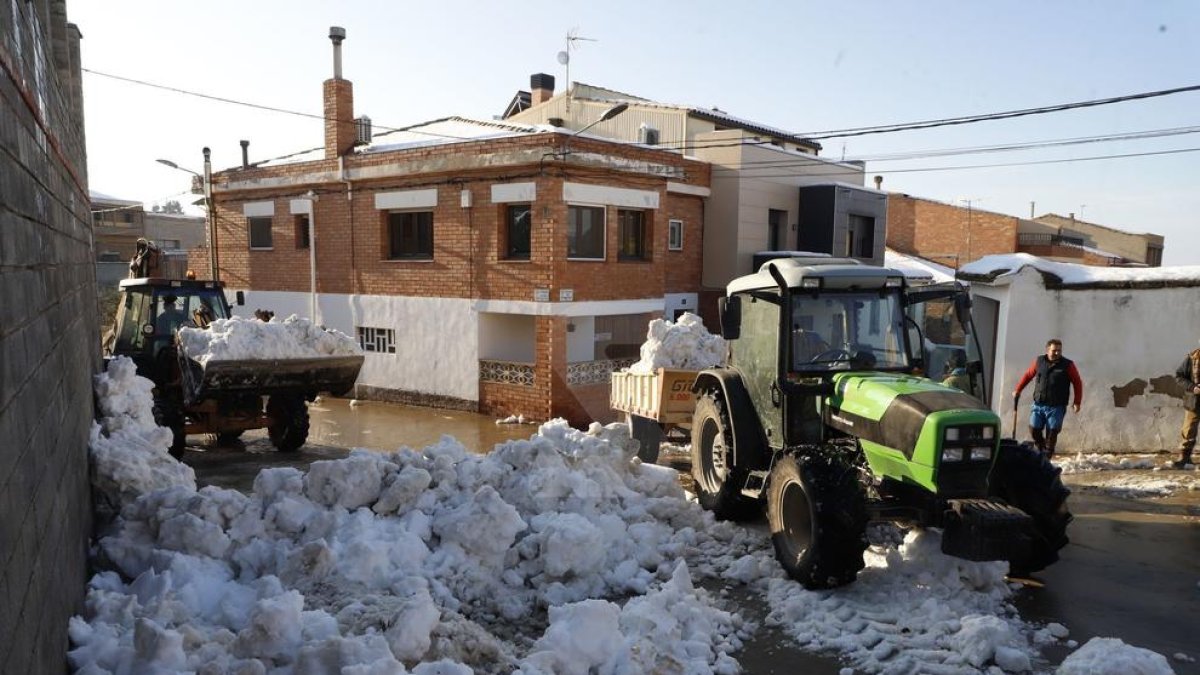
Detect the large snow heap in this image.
<box><xmin>628</xmin><ymin>311</ymin><xmax>726</xmax><ymax>374</ymax></box>
<box><xmin>178</xmin><ymin>314</ymin><xmax>361</xmax><ymax>365</ymax></box>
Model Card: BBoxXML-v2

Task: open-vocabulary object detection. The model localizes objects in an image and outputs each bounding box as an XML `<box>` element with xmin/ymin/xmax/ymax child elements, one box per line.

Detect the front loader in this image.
<box><xmin>690</xmin><ymin>256</ymin><xmax>1070</xmax><ymax>589</ymax></box>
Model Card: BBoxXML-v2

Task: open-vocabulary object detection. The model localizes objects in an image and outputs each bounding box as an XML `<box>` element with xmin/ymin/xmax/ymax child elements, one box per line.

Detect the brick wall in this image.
<box><xmin>886</xmin><ymin>194</ymin><xmax>1018</xmax><ymax>267</ymax></box>
<box><xmin>0</xmin><ymin>2</ymin><xmax>95</xmax><ymax>672</ymax></box>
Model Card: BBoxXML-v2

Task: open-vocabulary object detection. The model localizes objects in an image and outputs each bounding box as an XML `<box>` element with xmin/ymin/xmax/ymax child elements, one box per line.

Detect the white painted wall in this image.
<box><xmin>567</xmin><ymin>316</ymin><xmax>595</xmax><ymax>363</ymax></box>
<box><xmin>479</xmin><ymin>313</ymin><xmax>535</xmax><ymax>362</ymax></box>
<box><xmin>972</xmin><ymin>266</ymin><xmax>1200</xmax><ymax>452</ymax></box>
<box><xmin>231</xmin><ymin>290</ymin><xmax>480</xmax><ymax>402</ymax></box>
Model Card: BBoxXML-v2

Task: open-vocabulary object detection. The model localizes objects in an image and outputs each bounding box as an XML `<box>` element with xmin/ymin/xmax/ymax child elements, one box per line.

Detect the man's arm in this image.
<box><xmin>1067</xmin><ymin>361</ymin><xmax>1083</xmax><ymax>411</ymax></box>
<box><xmin>1176</xmin><ymin>356</ymin><xmax>1196</xmax><ymax>389</ymax></box>
<box><xmin>1012</xmin><ymin>360</ymin><xmax>1038</xmax><ymax>399</ymax></box>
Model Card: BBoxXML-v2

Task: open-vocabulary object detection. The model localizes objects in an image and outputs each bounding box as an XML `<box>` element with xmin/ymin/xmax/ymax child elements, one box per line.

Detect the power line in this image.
<box><xmin>797</xmin><ymin>84</ymin><xmax>1200</xmax><ymax>140</ymax></box>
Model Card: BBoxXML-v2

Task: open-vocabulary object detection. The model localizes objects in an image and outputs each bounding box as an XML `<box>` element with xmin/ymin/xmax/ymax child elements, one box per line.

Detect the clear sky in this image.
<box><xmin>68</xmin><ymin>1</ymin><xmax>1199</xmax><ymax>264</ymax></box>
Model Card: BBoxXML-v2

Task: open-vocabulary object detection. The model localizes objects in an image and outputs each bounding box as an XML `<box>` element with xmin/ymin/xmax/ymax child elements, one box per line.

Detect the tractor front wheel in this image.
<box><xmin>767</xmin><ymin>453</ymin><xmax>868</xmax><ymax>589</ymax></box>
<box><xmin>690</xmin><ymin>393</ymin><xmax>759</xmax><ymax>521</ymax></box>
<box><xmin>989</xmin><ymin>440</ymin><xmax>1072</xmax><ymax>575</ymax></box>
<box><xmin>266</xmin><ymin>394</ymin><xmax>310</xmax><ymax>453</ymax></box>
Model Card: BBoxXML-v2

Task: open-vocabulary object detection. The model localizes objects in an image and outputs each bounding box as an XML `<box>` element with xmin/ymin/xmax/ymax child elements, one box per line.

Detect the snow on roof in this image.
<box><xmin>90</xmin><ymin>189</ymin><xmax>141</xmax><ymax>206</ymax></box>
<box><xmin>960</xmin><ymin>253</ymin><xmax>1200</xmax><ymax>287</ymax></box>
<box><xmin>885</xmin><ymin>249</ymin><xmax>957</xmax><ymax>284</ymax></box>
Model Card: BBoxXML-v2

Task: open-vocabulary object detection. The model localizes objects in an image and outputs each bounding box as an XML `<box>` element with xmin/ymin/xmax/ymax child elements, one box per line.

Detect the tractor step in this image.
<box><xmin>941</xmin><ymin>499</ymin><xmax>1032</xmax><ymax>563</ymax></box>
<box><xmin>740</xmin><ymin>470</ymin><xmax>771</xmax><ymax>499</ymax></box>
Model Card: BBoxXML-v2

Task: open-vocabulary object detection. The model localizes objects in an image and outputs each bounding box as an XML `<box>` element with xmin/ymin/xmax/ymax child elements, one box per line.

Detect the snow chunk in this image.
<box><xmin>178</xmin><ymin>314</ymin><xmax>360</xmax><ymax>365</ymax></box>
<box><xmin>1057</xmin><ymin>637</ymin><xmax>1174</xmax><ymax>675</ymax></box>
<box><xmin>627</xmin><ymin>312</ymin><xmax>725</xmax><ymax>374</ymax></box>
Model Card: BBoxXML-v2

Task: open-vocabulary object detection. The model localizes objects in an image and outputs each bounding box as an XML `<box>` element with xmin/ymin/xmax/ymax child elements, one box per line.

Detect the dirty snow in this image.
<box><xmin>178</xmin><ymin>314</ymin><xmax>361</xmax><ymax>365</ymax></box>
<box><xmin>1057</xmin><ymin>637</ymin><xmax>1175</xmax><ymax>675</ymax></box>
<box><xmin>627</xmin><ymin>312</ymin><xmax>727</xmax><ymax>374</ymax></box>
<box><xmin>1058</xmin><ymin>452</ymin><xmax>1198</xmax><ymax>498</ymax></box>
<box><xmin>72</xmin><ymin>362</ymin><xmax>1181</xmax><ymax>674</ymax></box>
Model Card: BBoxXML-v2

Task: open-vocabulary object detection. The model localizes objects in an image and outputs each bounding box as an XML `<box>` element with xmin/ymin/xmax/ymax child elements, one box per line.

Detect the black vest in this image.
<box><xmin>1033</xmin><ymin>355</ymin><xmax>1074</xmax><ymax>406</ymax></box>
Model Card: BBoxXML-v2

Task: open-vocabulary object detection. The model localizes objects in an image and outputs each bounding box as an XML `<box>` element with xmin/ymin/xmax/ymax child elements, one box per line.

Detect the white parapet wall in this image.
<box><xmin>969</xmin><ymin>261</ymin><xmax>1200</xmax><ymax>453</ymax></box>
<box><xmin>229</xmin><ymin>290</ymin><xmax>479</xmax><ymax>403</ymax></box>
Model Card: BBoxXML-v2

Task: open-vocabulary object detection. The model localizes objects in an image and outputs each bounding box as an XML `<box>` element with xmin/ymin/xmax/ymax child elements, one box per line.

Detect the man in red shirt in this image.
<box><xmin>1012</xmin><ymin>339</ymin><xmax>1083</xmax><ymax>459</ymax></box>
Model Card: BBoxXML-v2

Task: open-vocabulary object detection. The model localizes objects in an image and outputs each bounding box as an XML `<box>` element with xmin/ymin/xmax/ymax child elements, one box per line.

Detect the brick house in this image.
<box><xmin>196</xmin><ymin>31</ymin><xmax>710</xmax><ymax>426</ymax></box>
<box><xmin>886</xmin><ymin>193</ymin><xmax>1163</xmax><ymax>268</ymax></box>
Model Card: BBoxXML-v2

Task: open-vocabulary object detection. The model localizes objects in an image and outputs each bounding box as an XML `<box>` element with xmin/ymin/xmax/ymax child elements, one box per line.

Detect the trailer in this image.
<box><xmin>609</xmin><ymin>367</ymin><xmax>700</xmax><ymax>462</ymax></box>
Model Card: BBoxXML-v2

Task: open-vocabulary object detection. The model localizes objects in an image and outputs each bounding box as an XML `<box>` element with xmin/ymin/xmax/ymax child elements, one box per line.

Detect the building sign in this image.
<box><xmin>559</xmin><ymin>288</ymin><xmax>574</xmax><ymax>302</ymax></box>
<box><xmin>533</xmin><ymin>288</ymin><xmax>550</xmax><ymax>302</ymax></box>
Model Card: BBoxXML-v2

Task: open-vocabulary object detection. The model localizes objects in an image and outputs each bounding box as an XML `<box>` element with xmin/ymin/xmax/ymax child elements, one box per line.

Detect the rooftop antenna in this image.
<box><xmin>561</xmin><ymin>28</ymin><xmax>596</xmax><ymax>114</ymax></box>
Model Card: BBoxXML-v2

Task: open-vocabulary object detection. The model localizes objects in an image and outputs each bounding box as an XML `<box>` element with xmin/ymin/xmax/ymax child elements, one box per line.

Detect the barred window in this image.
<box><xmin>357</xmin><ymin>326</ymin><xmax>396</xmax><ymax>354</ymax></box>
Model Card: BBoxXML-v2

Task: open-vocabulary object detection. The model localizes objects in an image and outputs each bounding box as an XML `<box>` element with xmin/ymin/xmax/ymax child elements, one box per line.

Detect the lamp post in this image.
<box><xmin>156</xmin><ymin>147</ymin><xmax>217</xmax><ymax>281</ymax></box>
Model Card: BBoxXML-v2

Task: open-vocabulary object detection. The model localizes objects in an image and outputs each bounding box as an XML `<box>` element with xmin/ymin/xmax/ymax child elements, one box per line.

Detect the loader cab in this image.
<box><xmin>109</xmin><ymin>278</ymin><xmax>234</xmax><ymax>382</ymax></box>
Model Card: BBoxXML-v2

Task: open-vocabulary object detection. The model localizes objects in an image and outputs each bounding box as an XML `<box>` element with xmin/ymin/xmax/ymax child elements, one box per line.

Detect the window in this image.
<box><xmin>357</xmin><ymin>327</ymin><xmax>396</xmax><ymax>354</ymax></box>
<box><xmin>249</xmin><ymin>216</ymin><xmax>273</xmax><ymax>249</ymax></box>
<box><xmin>1146</xmin><ymin>244</ymin><xmax>1163</xmax><ymax>267</ymax></box>
<box><xmin>847</xmin><ymin>214</ymin><xmax>875</xmax><ymax>258</ymax></box>
<box><xmin>593</xmin><ymin>313</ymin><xmax>653</xmax><ymax>360</ymax></box>
<box><xmin>617</xmin><ymin>209</ymin><xmax>647</xmax><ymax>260</ymax></box>
<box><xmin>385</xmin><ymin>211</ymin><xmax>434</xmax><ymax>260</ymax></box>
<box><xmin>295</xmin><ymin>215</ymin><xmax>310</xmax><ymax>249</ymax></box>
<box><xmin>768</xmin><ymin>209</ymin><xmax>787</xmax><ymax>251</ymax></box>
<box><xmin>668</xmin><ymin>219</ymin><xmax>684</xmax><ymax>251</ymax></box>
<box><xmin>567</xmin><ymin>205</ymin><xmax>605</xmax><ymax>260</ymax></box>
<box><xmin>159</xmin><ymin>239</ymin><xmax>181</xmax><ymax>250</ymax></box>
<box><xmin>504</xmin><ymin>204</ymin><xmax>531</xmax><ymax>260</ymax></box>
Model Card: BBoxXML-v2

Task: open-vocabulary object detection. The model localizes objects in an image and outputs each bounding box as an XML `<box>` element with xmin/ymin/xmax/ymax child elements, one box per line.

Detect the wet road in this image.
<box><xmin>181</xmin><ymin>399</ymin><xmax>1200</xmax><ymax>673</ymax></box>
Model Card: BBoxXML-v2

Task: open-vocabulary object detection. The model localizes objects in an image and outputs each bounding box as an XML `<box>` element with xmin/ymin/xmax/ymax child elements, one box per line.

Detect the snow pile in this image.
<box><xmin>627</xmin><ymin>312</ymin><xmax>726</xmax><ymax>374</ymax></box>
<box><xmin>961</xmin><ymin>252</ymin><xmax>1200</xmax><ymax>286</ymax></box>
<box><xmin>1059</xmin><ymin>452</ymin><xmax>1156</xmax><ymax>474</ymax></box>
<box><xmin>89</xmin><ymin>356</ymin><xmax>196</xmax><ymax>517</ymax></box>
<box><xmin>1057</xmin><ymin>637</ymin><xmax>1175</xmax><ymax>675</ymax></box>
<box><xmin>178</xmin><ymin>314</ymin><xmax>360</xmax><ymax>365</ymax></box>
<box><xmin>69</xmin><ymin>419</ymin><xmax>763</xmax><ymax>673</ymax></box>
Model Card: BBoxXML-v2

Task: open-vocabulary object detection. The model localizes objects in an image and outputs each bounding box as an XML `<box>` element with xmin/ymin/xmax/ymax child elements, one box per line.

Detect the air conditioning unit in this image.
<box><xmin>354</xmin><ymin>116</ymin><xmax>372</xmax><ymax>145</ymax></box>
<box><xmin>638</xmin><ymin>123</ymin><xmax>660</xmax><ymax>146</ymax></box>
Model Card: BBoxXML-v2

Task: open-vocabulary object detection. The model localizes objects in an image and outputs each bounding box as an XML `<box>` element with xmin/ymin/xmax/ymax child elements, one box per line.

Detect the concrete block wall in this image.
<box><xmin>1</xmin><ymin>1</ymin><xmax>96</xmax><ymax>672</ymax></box>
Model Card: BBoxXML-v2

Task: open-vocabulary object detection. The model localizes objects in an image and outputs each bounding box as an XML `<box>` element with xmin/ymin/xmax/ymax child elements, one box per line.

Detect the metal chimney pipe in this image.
<box><xmin>240</xmin><ymin>140</ymin><xmax>249</xmax><ymax>169</ymax></box>
<box><xmin>873</xmin><ymin>175</ymin><xmax>882</xmax><ymax>190</ymax></box>
<box><xmin>329</xmin><ymin>26</ymin><xmax>346</xmax><ymax>79</ymax></box>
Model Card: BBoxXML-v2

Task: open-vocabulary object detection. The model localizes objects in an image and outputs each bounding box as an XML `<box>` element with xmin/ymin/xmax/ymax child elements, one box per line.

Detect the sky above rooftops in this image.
<box><xmin>69</xmin><ymin>0</ymin><xmax>1199</xmax><ymax>264</ymax></box>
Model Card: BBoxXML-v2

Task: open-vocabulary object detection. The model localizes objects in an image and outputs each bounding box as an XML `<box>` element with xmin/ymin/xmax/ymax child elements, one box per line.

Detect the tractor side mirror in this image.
<box><xmin>235</xmin><ymin>291</ymin><xmax>245</xmax><ymax>306</ymax></box>
<box><xmin>720</xmin><ymin>295</ymin><xmax>741</xmax><ymax>340</ymax></box>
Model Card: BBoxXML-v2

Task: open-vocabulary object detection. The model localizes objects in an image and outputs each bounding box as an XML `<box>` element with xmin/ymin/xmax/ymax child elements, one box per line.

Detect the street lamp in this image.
<box><xmin>541</xmin><ymin>102</ymin><xmax>629</xmax><ymax>173</ymax></box>
<box><xmin>156</xmin><ymin>147</ymin><xmax>217</xmax><ymax>281</ymax></box>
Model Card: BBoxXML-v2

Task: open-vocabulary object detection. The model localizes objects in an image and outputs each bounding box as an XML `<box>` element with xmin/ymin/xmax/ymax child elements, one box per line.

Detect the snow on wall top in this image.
<box><xmin>884</xmin><ymin>249</ymin><xmax>957</xmax><ymax>284</ymax></box>
<box><xmin>178</xmin><ymin>315</ymin><xmax>361</xmax><ymax>365</ymax></box>
<box><xmin>960</xmin><ymin>253</ymin><xmax>1200</xmax><ymax>286</ymax></box>
<box><xmin>627</xmin><ymin>312</ymin><xmax>726</xmax><ymax>374</ymax></box>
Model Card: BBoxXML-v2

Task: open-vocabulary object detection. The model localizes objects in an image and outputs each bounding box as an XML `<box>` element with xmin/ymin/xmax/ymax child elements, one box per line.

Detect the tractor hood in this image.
<box><xmin>824</xmin><ymin>373</ymin><xmax>998</xmax><ymax>485</ymax></box>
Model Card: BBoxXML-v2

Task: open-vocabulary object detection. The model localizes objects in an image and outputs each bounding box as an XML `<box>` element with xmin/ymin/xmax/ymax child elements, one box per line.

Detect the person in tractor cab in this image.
<box><xmin>155</xmin><ymin>295</ymin><xmax>188</xmax><ymax>336</ymax></box>
<box><xmin>942</xmin><ymin>352</ymin><xmax>971</xmax><ymax>392</ymax></box>
<box><xmin>1171</xmin><ymin>340</ymin><xmax>1200</xmax><ymax>469</ymax></box>
<box><xmin>1013</xmin><ymin>338</ymin><xmax>1083</xmax><ymax>459</ymax></box>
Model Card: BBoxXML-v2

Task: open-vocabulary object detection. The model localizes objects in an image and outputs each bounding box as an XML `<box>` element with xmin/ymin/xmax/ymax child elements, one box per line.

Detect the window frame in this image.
<box><xmin>248</xmin><ymin>216</ymin><xmax>274</xmax><ymax>250</ymax></box>
<box><xmin>503</xmin><ymin>203</ymin><xmax>532</xmax><ymax>260</ymax></box>
<box><xmin>566</xmin><ymin>203</ymin><xmax>606</xmax><ymax>261</ymax></box>
<box><xmin>383</xmin><ymin>209</ymin><xmax>435</xmax><ymax>261</ymax></box>
<box><xmin>668</xmin><ymin>219</ymin><xmax>684</xmax><ymax>251</ymax></box>
<box><xmin>617</xmin><ymin>208</ymin><xmax>649</xmax><ymax>261</ymax></box>
<box><xmin>294</xmin><ymin>214</ymin><xmax>310</xmax><ymax>249</ymax></box>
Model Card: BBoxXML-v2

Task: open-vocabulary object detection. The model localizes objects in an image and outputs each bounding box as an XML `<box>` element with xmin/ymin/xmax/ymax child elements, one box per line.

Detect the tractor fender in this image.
<box><xmin>692</xmin><ymin>369</ymin><xmax>770</xmax><ymax>470</ymax></box>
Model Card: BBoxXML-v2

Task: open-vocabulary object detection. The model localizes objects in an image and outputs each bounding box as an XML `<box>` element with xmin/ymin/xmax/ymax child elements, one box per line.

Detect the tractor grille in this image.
<box><xmin>937</xmin><ymin>461</ymin><xmax>992</xmax><ymax>499</ymax></box>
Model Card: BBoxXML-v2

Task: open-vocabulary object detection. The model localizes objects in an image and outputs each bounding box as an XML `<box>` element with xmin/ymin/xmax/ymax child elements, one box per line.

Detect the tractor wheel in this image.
<box><xmin>266</xmin><ymin>394</ymin><xmax>310</xmax><ymax>453</ymax></box>
<box><xmin>989</xmin><ymin>439</ymin><xmax>1072</xmax><ymax>575</ymax></box>
<box><xmin>153</xmin><ymin>397</ymin><xmax>187</xmax><ymax>459</ymax></box>
<box><xmin>767</xmin><ymin>453</ymin><xmax>868</xmax><ymax>589</ymax></box>
<box><xmin>690</xmin><ymin>393</ymin><xmax>760</xmax><ymax>521</ymax></box>
<box><xmin>626</xmin><ymin>413</ymin><xmax>663</xmax><ymax>464</ymax></box>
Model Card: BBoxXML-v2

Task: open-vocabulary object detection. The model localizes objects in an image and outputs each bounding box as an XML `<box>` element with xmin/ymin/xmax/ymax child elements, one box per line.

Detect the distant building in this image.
<box><xmin>886</xmin><ymin>194</ymin><xmax>1163</xmax><ymax>269</ymax></box>
<box><xmin>90</xmin><ymin>191</ymin><xmax>204</xmax><ymax>286</ymax></box>
<box><xmin>198</xmin><ymin>34</ymin><xmax>711</xmax><ymax>426</ymax></box>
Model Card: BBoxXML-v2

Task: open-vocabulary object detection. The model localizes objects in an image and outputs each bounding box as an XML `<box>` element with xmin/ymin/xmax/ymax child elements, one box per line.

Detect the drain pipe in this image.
<box><xmin>307</xmin><ymin>190</ymin><xmax>319</xmax><ymax>324</ymax></box>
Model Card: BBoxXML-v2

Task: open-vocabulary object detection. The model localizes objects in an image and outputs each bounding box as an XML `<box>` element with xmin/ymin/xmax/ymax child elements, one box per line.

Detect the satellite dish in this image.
<box><xmin>556</xmin><ymin>51</ymin><xmax>569</xmax><ymax>65</ymax></box>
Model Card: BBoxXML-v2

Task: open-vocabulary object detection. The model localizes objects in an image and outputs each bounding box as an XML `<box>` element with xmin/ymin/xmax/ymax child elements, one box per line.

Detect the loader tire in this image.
<box><xmin>267</xmin><ymin>394</ymin><xmax>309</xmax><ymax>453</ymax></box>
<box><xmin>767</xmin><ymin>453</ymin><xmax>868</xmax><ymax>589</ymax></box>
<box><xmin>989</xmin><ymin>439</ymin><xmax>1072</xmax><ymax>575</ymax></box>
<box><xmin>153</xmin><ymin>397</ymin><xmax>187</xmax><ymax>459</ymax></box>
<box><xmin>626</xmin><ymin>413</ymin><xmax>663</xmax><ymax>464</ymax></box>
<box><xmin>691</xmin><ymin>393</ymin><xmax>759</xmax><ymax>521</ymax></box>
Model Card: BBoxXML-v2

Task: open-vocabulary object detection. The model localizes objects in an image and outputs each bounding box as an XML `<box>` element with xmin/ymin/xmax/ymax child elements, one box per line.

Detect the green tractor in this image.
<box><xmin>691</xmin><ymin>256</ymin><xmax>1070</xmax><ymax>589</ymax></box>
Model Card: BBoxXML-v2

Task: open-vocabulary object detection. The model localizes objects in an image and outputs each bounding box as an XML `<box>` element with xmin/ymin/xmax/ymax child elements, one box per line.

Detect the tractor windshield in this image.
<box><xmin>788</xmin><ymin>289</ymin><xmax>910</xmax><ymax>373</ymax></box>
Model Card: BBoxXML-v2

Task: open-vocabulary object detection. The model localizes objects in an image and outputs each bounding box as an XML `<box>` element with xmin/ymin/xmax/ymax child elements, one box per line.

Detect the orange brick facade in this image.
<box><xmin>885</xmin><ymin>194</ymin><xmax>1018</xmax><ymax>268</ymax></box>
<box><xmin>201</xmin><ymin>133</ymin><xmax>710</xmax><ymax>427</ymax></box>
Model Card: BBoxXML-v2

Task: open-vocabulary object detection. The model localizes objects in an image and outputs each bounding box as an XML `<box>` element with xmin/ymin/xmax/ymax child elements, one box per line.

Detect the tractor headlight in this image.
<box><xmin>982</xmin><ymin>426</ymin><xmax>995</xmax><ymax>440</ymax></box>
<box><xmin>945</xmin><ymin>428</ymin><xmax>960</xmax><ymax>442</ymax></box>
<box><xmin>970</xmin><ymin>446</ymin><xmax>993</xmax><ymax>462</ymax></box>
<box><xmin>942</xmin><ymin>447</ymin><xmax>964</xmax><ymax>462</ymax></box>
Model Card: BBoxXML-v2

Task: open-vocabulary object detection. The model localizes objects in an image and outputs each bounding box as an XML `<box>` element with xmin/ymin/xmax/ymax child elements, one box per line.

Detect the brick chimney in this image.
<box><xmin>530</xmin><ymin>72</ymin><xmax>555</xmax><ymax>106</ymax></box>
<box><xmin>324</xmin><ymin>26</ymin><xmax>355</xmax><ymax>160</ymax></box>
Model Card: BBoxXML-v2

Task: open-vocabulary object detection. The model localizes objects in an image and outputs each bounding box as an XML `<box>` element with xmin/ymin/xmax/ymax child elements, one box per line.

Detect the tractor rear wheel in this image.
<box><xmin>989</xmin><ymin>440</ymin><xmax>1072</xmax><ymax>575</ymax></box>
<box><xmin>626</xmin><ymin>413</ymin><xmax>663</xmax><ymax>463</ymax></box>
<box><xmin>266</xmin><ymin>394</ymin><xmax>310</xmax><ymax>453</ymax></box>
<box><xmin>153</xmin><ymin>397</ymin><xmax>187</xmax><ymax>459</ymax></box>
<box><xmin>690</xmin><ymin>393</ymin><xmax>759</xmax><ymax>521</ymax></box>
<box><xmin>767</xmin><ymin>453</ymin><xmax>868</xmax><ymax>589</ymax></box>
